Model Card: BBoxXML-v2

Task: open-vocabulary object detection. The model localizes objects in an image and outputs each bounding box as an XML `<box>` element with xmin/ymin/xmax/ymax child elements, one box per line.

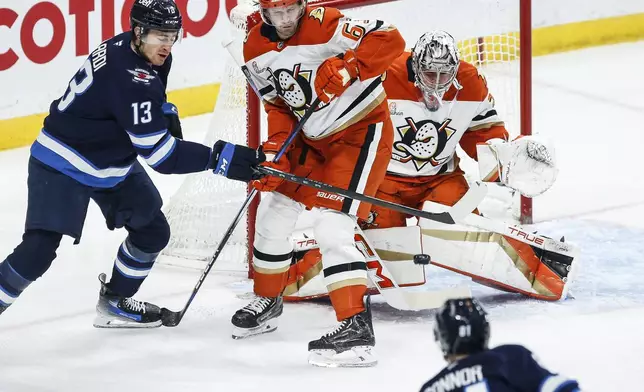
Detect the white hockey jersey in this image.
<box><xmin>243</xmin><ymin>6</ymin><xmax>404</xmax><ymax>141</ymax></box>
<box><xmin>383</xmin><ymin>53</ymin><xmax>509</xmax><ymax>179</ymax></box>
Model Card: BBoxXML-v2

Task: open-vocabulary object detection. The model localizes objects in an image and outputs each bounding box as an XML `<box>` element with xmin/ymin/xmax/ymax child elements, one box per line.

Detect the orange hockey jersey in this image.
<box><xmin>383</xmin><ymin>52</ymin><xmax>509</xmax><ymax>178</ymax></box>
<box><xmin>243</xmin><ymin>6</ymin><xmax>405</xmax><ymax>141</ymax></box>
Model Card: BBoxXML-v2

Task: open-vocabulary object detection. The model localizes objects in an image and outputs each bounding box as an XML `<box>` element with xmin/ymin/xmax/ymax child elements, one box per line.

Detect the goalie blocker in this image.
<box><xmin>280</xmin><ymin>214</ymin><xmax>576</xmax><ymax>303</ymax></box>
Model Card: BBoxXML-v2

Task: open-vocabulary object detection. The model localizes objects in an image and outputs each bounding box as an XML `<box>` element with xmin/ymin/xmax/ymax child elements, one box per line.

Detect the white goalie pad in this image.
<box><xmin>477</xmin><ymin>136</ymin><xmax>558</xmax><ymax>197</ymax></box>
<box><xmin>283</xmin><ymin>226</ymin><xmax>427</xmax><ymax>301</ymax></box>
<box><xmin>419</xmin><ymin>202</ymin><xmax>575</xmax><ymax>300</ymax></box>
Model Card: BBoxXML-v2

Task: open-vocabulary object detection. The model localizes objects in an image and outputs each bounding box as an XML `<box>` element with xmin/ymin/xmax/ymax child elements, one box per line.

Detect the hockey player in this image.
<box><xmin>0</xmin><ymin>0</ymin><xmax>264</xmax><ymax>328</ymax></box>
<box><xmin>361</xmin><ymin>31</ymin><xmax>566</xmax><ymax>300</ymax></box>
<box><xmin>231</xmin><ymin>0</ymin><xmax>405</xmax><ymax>367</ymax></box>
<box><xmin>421</xmin><ymin>297</ymin><xmax>581</xmax><ymax>392</ymax></box>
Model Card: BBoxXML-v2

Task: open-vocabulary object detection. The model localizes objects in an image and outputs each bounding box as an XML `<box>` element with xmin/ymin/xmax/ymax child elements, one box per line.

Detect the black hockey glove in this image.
<box><xmin>209</xmin><ymin>140</ymin><xmax>266</xmax><ymax>182</ymax></box>
<box><xmin>162</xmin><ymin>102</ymin><xmax>183</xmax><ymax>139</ymax></box>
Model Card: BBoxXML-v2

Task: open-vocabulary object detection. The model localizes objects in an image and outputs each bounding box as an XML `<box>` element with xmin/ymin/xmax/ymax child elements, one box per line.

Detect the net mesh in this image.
<box><xmin>161</xmin><ymin>0</ymin><xmax>525</xmax><ymax>271</ymax></box>
<box><xmin>161</xmin><ymin>1</ymin><xmax>255</xmax><ymax>272</ymax></box>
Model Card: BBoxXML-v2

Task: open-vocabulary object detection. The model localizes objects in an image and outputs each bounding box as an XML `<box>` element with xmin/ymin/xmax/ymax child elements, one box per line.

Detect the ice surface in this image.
<box><xmin>1</xmin><ymin>42</ymin><xmax>644</xmax><ymax>391</ymax></box>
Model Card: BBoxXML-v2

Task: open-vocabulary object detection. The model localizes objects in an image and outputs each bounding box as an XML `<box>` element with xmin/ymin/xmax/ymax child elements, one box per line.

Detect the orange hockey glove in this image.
<box><xmin>314</xmin><ymin>50</ymin><xmax>359</xmax><ymax>103</ymax></box>
<box><xmin>252</xmin><ymin>138</ymin><xmax>291</xmax><ymax>192</ymax></box>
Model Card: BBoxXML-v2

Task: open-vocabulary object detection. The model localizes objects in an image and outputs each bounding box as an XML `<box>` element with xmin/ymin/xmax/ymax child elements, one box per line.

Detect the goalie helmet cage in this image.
<box><xmin>160</xmin><ymin>0</ymin><xmax>533</xmax><ymax>277</ymax></box>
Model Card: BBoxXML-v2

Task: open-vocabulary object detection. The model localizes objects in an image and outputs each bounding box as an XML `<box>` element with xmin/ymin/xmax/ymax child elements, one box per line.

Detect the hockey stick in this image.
<box><xmin>161</xmin><ymin>101</ymin><xmax>321</xmax><ymax>327</ymax></box>
<box><xmin>255</xmin><ymin>166</ymin><xmax>487</xmax><ymax>225</ymax></box>
<box><xmin>258</xmin><ymin>166</ymin><xmax>577</xmax><ymax>257</ymax></box>
<box><xmin>160</xmin><ymin>40</ymin><xmax>323</xmax><ymax>327</ymax></box>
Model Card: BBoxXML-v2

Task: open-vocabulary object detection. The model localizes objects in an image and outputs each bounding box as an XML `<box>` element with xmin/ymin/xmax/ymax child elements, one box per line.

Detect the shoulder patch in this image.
<box><xmin>308</xmin><ymin>7</ymin><xmax>325</xmax><ymax>24</ymax></box>
<box><xmin>127</xmin><ymin>68</ymin><xmax>156</xmax><ymax>85</ymax></box>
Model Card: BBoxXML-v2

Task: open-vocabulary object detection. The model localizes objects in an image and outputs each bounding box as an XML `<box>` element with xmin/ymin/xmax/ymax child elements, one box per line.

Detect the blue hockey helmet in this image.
<box><xmin>434</xmin><ymin>297</ymin><xmax>490</xmax><ymax>357</ymax></box>
<box><xmin>130</xmin><ymin>0</ymin><xmax>182</xmax><ymax>33</ymax></box>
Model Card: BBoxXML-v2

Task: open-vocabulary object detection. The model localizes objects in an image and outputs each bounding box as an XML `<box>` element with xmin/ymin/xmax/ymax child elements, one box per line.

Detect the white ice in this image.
<box><xmin>1</xmin><ymin>42</ymin><xmax>644</xmax><ymax>392</ymax></box>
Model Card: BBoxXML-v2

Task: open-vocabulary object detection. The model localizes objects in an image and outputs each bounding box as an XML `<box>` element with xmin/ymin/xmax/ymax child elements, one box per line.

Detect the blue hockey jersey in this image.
<box><xmin>31</xmin><ymin>32</ymin><xmax>212</xmax><ymax>188</ymax></box>
<box><xmin>419</xmin><ymin>345</ymin><xmax>580</xmax><ymax>392</ymax></box>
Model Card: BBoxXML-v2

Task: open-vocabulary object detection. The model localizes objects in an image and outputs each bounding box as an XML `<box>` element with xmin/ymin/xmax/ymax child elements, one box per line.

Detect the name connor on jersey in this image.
<box><xmin>423</xmin><ymin>365</ymin><xmax>484</xmax><ymax>392</ymax></box>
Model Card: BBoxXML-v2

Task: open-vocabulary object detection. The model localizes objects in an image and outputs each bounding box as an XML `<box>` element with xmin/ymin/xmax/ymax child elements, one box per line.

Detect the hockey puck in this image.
<box><xmin>413</xmin><ymin>254</ymin><xmax>431</xmax><ymax>265</ymax></box>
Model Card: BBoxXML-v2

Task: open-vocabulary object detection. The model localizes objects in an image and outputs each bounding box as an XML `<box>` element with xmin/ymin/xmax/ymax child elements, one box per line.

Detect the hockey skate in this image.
<box><xmin>308</xmin><ymin>297</ymin><xmax>377</xmax><ymax>368</ymax></box>
<box><xmin>0</xmin><ymin>305</ymin><xmax>7</xmax><ymax>315</ymax></box>
<box><xmin>231</xmin><ymin>295</ymin><xmax>283</xmax><ymax>339</ymax></box>
<box><xmin>93</xmin><ymin>273</ymin><xmax>162</xmax><ymax>328</ymax></box>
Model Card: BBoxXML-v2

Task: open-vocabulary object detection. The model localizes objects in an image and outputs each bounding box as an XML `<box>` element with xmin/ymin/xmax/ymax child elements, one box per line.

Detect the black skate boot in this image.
<box><xmin>93</xmin><ymin>273</ymin><xmax>162</xmax><ymax>328</ymax></box>
<box><xmin>231</xmin><ymin>295</ymin><xmax>283</xmax><ymax>339</ymax></box>
<box><xmin>308</xmin><ymin>296</ymin><xmax>376</xmax><ymax>367</ymax></box>
<box><xmin>0</xmin><ymin>305</ymin><xmax>7</xmax><ymax>315</ymax></box>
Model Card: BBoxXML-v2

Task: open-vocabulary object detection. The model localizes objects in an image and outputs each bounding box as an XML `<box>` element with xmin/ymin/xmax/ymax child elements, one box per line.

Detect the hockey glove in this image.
<box><xmin>209</xmin><ymin>140</ymin><xmax>266</xmax><ymax>183</ymax></box>
<box><xmin>314</xmin><ymin>50</ymin><xmax>358</xmax><ymax>103</ymax></box>
<box><xmin>251</xmin><ymin>139</ymin><xmax>291</xmax><ymax>192</ymax></box>
<box><xmin>162</xmin><ymin>102</ymin><xmax>183</xmax><ymax>139</ymax></box>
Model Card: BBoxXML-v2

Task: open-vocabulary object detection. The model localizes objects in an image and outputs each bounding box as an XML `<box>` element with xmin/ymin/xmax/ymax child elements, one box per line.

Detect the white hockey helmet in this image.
<box><xmin>411</xmin><ymin>31</ymin><xmax>460</xmax><ymax>110</ymax></box>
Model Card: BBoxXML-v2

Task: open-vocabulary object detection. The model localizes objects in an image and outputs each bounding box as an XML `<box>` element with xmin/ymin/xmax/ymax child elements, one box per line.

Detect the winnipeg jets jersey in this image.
<box><xmin>243</xmin><ymin>6</ymin><xmax>404</xmax><ymax>140</ymax></box>
<box><xmin>384</xmin><ymin>53</ymin><xmax>509</xmax><ymax>178</ymax></box>
<box><xmin>419</xmin><ymin>345</ymin><xmax>581</xmax><ymax>392</ymax></box>
<box><xmin>32</xmin><ymin>32</ymin><xmax>211</xmax><ymax>188</ymax></box>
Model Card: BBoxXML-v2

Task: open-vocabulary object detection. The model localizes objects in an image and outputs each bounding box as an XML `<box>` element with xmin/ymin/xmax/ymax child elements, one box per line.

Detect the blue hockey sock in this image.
<box><xmin>0</xmin><ymin>260</ymin><xmax>34</xmax><ymax>308</ymax></box>
<box><xmin>107</xmin><ymin>238</ymin><xmax>159</xmax><ymax>298</ymax></box>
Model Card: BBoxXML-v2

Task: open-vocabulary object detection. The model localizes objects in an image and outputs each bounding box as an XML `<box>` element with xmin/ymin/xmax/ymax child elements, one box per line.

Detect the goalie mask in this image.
<box><xmin>259</xmin><ymin>0</ymin><xmax>307</xmax><ymax>40</ymax></box>
<box><xmin>412</xmin><ymin>31</ymin><xmax>460</xmax><ymax>111</ymax></box>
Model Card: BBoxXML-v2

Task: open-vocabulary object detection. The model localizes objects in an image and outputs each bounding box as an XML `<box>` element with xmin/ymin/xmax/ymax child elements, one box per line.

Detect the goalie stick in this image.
<box><xmin>160</xmin><ymin>39</ymin><xmax>323</xmax><ymax>327</ymax></box>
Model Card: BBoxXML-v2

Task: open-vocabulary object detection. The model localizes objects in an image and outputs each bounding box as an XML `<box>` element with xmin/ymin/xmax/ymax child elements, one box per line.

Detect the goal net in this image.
<box><xmin>160</xmin><ymin>0</ymin><xmax>531</xmax><ymax>274</ymax></box>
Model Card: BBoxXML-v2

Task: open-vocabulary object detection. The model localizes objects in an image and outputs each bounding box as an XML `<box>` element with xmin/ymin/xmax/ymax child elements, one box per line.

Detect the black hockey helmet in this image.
<box><xmin>130</xmin><ymin>0</ymin><xmax>182</xmax><ymax>33</ymax></box>
<box><xmin>434</xmin><ymin>297</ymin><xmax>490</xmax><ymax>358</ymax></box>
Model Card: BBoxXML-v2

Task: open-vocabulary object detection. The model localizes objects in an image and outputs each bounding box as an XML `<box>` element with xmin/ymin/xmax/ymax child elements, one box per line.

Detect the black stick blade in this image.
<box><xmin>161</xmin><ymin>308</ymin><xmax>182</xmax><ymax>327</ymax></box>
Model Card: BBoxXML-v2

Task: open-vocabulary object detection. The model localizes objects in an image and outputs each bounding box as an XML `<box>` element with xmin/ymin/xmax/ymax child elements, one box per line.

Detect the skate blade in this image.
<box><xmin>232</xmin><ymin>319</ymin><xmax>278</xmax><ymax>340</ymax></box>
<box><xmin>308</xmin><ymin>346</ymin><xmax>377</xmax><ymax>368</ymax></box>
<box><xmin>93</xmin><ymin>314</ymin><xmax>162</xmax><ymax>329</ymax></box>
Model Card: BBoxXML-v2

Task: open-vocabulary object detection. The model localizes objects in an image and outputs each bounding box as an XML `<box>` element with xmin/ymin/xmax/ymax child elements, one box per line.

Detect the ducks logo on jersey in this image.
<box><xmin>267</xmin><ymin>64</ymin><xmax>327</xmax><ymax>117</ymax></box>
<box><xmin>393</xmin><ymin>117</ymin><xmax>457</xmax><ymax>171</ymax></box>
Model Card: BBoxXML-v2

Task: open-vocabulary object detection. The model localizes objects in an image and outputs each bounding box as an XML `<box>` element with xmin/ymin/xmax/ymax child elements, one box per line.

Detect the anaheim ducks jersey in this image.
<box><xmin>243</xmin><ymin>6</ymin><xmax>404</xmax><ymax>140</ymax></box>
<box><xmin>384</xmin><ymin>53</ymin><xmax>509</xmax><ymax>178</ymax></box>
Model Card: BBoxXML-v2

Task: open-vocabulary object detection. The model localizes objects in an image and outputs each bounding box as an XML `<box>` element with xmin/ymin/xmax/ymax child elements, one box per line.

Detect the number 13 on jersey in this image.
<box><xmin>131</xmin><ymin>101</ymin><xmax>152</xmax><ymax>125</ymax></box>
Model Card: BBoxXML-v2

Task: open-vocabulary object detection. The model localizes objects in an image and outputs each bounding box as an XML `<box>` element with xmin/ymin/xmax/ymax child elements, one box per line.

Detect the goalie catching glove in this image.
<box><xmin>477</xmin><ymin>136</ymin><xmax>558</xmax><ymax>197</ymax></box>
<box><xmin>209</xmin><ymin>140</ymin><xmax>266</xmax><ymax>183</ymax></box>
<box><xmin>251</xmin><ymin>137</ymin><xmax>291</xmax><ymax>192</ymax></box>
<box><xmin>314</xmin><ymin>50</ymin><xmax>358</xmax><ymax>103</ymax></box>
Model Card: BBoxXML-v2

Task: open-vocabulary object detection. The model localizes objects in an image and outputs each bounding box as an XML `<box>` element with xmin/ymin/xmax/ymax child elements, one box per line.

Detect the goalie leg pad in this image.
<box><xmin>283</xmin><ymin>225</ymin><xmax>426</xmax><ymax>301</ymax></box>
<box><xmin>420</xmin><ymin>205</ymin><xmax>573</xmax><ymax>300</ymax></box>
